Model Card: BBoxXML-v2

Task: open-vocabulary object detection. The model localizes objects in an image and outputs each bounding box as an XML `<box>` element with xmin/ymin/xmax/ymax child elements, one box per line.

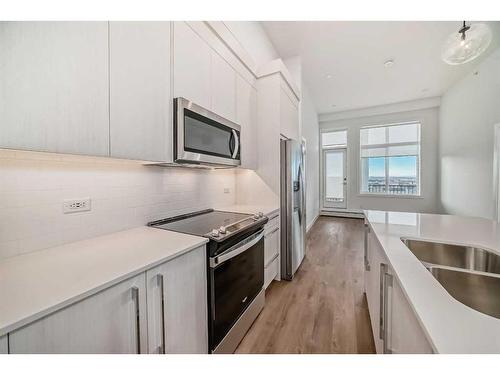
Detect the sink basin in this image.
<box><xmin>402</xmin><ymin>238</ymin><xmax>500</xmax><ymax>275</ymax></box>
<box><xmin>429</xmin><ymin>266</ymin><xmax>500</xmax><ymax>319</ymax></box>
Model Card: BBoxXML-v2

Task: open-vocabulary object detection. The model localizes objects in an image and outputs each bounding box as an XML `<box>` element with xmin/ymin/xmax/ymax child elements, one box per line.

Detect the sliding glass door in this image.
<box><xmin>323</xmin><ymin>148</ymin><xmax>347</xmax><ymax>209</ymax></box>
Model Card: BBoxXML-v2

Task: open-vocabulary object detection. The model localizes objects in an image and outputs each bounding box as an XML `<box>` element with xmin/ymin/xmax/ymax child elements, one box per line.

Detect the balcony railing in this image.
<box><xmin>368</xmin><ymin>183</ymin><xmax>418</xmax><ymax>195</ymax></box>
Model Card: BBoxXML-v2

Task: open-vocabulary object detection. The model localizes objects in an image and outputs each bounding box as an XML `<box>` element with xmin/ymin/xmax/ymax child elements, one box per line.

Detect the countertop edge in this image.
<box><xmin>0</xmin><ymin>230</ymin><xmax>208</xmax><ymax>337</ymax></box>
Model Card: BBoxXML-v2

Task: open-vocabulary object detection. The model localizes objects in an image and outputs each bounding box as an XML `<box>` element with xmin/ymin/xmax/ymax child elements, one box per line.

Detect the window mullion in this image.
<box><xmin>385</xmin><ymin>156</ymin><xmax>389</xmax><ymax>193</ymax></box>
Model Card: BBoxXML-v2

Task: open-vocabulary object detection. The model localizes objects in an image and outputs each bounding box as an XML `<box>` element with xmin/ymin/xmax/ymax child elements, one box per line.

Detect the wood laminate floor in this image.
<box><xmin>235</xmin><ymin>216</ymin><xmax>375</xmax><ymax>354</ymax></box>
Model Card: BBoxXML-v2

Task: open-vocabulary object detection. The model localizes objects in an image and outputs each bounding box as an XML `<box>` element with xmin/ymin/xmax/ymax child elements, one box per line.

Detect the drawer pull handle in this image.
<box><xmin>157</xmin><ymin>274</ymin><xmax>166</xmax><ymax>354</ymax></box>
<box><xmin>131</xmin><ymin>286</ymin><xmax>141</xmax><ymax>354</ymax></box>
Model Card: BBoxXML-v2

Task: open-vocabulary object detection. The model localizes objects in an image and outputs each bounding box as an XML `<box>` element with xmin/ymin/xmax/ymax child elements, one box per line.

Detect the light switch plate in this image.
<box><xmin>63</xmin><ymin>198</ymin><xmax>91</xmax><ymax>214</ymax></box>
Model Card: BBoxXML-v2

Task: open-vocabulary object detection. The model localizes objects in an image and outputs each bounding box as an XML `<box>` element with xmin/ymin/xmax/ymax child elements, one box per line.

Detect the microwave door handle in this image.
<box><xmin>231</xmin><ymin>129</ymin><xmax>239</xmax><ymax>159</ymax></box>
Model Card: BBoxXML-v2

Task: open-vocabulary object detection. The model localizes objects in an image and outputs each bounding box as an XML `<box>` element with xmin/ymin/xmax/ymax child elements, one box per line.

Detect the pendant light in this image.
<box><xmin>441</xmin><ymin>21</ymin><xmax>492</xmax><ymax>65</ymax></box>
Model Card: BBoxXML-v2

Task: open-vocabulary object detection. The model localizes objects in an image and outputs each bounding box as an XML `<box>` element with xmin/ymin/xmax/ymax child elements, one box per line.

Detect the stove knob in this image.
<box><xmin>252</xmin><ymin>214</ymin><xmax>260</xmax><ymax>220</ymax></box>
<box><xmin>211</xmin><ymin>229</ymin><xmax>220</xmax><ymax>237</ymax></box>
<box><xmin>219</xmin><ymin>226</ymin><xmax>227</xmax><ymax>234</ymax></box>
<box><xmin>258</xmin><ymin>212</ymin><xmax>264</xmax><ymax>217</ymax></box>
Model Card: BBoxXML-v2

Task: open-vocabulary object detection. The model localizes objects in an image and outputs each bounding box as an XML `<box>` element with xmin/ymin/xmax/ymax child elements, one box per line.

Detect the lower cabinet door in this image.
<box><xmin>365</xmin><ymin>229</ymin><xmax>386</xmax><ymax>354</ymax></box>
<box><xmin>8</xmin><ymin>274</ymin><xmax>148</xmax><ymax>354</ymax></box>
<box><xmin>388</xmin><ymin>274</ymin><xmax>433</xmax><ymax>354</ymax></box>
<box><xmin>146</xmin><ymin>245</ymin><xmax>208</xmax><ymax>354</ymax></box>
<box><xmin>0</xmin><ymin>335</ymin><xmax>7</xmax><ymax>354</ymax></box>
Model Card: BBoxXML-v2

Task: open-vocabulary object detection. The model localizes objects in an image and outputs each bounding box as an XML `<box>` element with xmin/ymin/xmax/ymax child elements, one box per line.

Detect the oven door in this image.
<box><xmin>208</xmin><ymin>229</ymin><xmax>264</xmax><ymax>351</ymax></box>
<box><xmin>174</xmin><ymin>97</ymin><xmax>241</xmax><ymax>167</ymax></box>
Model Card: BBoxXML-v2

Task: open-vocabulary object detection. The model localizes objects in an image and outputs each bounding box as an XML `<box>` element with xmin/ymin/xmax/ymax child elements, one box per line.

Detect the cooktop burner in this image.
<box><xmin>148</xmin><ymin>209</ymin><xmax>267</xmax><ymax>243</ymax></box>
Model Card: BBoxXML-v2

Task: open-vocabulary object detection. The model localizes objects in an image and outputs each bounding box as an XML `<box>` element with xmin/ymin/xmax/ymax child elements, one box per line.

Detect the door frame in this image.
<box><xmin>321</xmin><ymin>147</ymin><xmax>348</xmax><ymax>209</ymax></box>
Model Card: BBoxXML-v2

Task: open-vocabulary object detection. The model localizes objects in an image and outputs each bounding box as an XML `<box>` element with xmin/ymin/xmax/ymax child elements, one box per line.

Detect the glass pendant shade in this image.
<box><xmin>441</xmin><ymin>23</ymin><xmax>492</xmax><ymax>65</ymax></box>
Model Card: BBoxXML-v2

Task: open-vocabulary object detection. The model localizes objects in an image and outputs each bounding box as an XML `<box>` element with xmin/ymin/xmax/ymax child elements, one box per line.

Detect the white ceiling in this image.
<box><xmin>262</xmin><ymin>21</ymin><xmax>500</xmax><ymax>114</ymax></box>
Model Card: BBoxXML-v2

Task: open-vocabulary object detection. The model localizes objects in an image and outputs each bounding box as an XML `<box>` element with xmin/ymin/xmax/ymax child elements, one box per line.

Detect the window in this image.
<box><xmin>360</xmin><ymin>122</ymin><xmax>421</xmax><ymax>196</ymax></box>
<box><xmin>322</xmin><ymin>130</ymin><xmax>347</xmax><ymax>149</ymax></box>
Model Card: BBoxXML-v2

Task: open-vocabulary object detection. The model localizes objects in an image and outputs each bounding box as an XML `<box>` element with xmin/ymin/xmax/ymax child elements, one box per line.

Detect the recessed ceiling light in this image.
<box><xmin>384</xmin><ymin>59</ymin><xmax>395</xmax><ymax>68</ymax></box>
<box><xmin>326</xmin><ymin>74</ymin><xmax>333</xmax><ymax>79</ymax></box>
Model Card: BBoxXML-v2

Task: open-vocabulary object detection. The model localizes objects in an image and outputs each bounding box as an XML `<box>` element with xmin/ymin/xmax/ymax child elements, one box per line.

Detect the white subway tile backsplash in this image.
<box><xmin>0</xmin><ymin>150</ymin><xmax>236</xmax><ymax>260</ymax></box>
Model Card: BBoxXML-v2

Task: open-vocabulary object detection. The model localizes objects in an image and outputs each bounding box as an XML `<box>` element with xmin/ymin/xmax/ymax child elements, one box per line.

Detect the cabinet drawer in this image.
<box><xmin>264</xmin><ymin>257</ymin><xmax>279</xmax><ymax>290</ymax></box>
<box><xmin>265</xmin><ymin>214</ymin><xmax>279</xmax><ymax>233</ymax></box>
<box><xmin>264</xmin><ymin>227</ymin><xmax>279</xmax><ymax>266</ymax></box>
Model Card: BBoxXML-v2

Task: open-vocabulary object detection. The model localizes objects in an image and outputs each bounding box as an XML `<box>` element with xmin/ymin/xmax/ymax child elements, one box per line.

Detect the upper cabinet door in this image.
<box><xmin>211</xmin><ymin>51</ymin><xmax>236</xmax><ymax>122</ymax></box>
<box><xmin>280</xmin><ymin>84</ymin><xmax>300</xmax><ymax>140</ymax></box>
<box><xmin>109</xmin><ymin>22</ymin><xmax>172</xmax><ymax>162</ymax></box>
<box><xmin>236</xmin><ymin>75</ymin><xmax>257</xmax><ymax>170</ymax></box>
<box><xmin>173</xmin><ymin>22</ymin><xmax>211</xmax><ymax>110</ymax></box>
<box><xmin>0</xmin><ymin>22</ymin><xmax>109</xmax><ymax>156</ymax></box>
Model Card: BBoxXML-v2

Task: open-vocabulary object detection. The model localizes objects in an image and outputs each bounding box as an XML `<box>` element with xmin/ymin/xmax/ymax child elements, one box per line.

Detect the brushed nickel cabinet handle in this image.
<box><xmin>379</xmin><ymin>263</ymin><xmax>387</xmax><ymax>340</ymax></box>
<box><xmin>157</xmin><ymin>274</ymin><xmax>166</xmax><ymax>354</ymax></box>
<box><xmin>364</xmin><ymin>224</ymin><xmax>371</xmax><ymax>271</ymax></box>
<box><xmin>131</xmin><ymin>286</ymin><xmax>141</xmax><ymax>354</ymax></box>
<box><xmin>383</xmin><ymin>271</ymin><xmax>393</xmax><ymax>354</ymax></box>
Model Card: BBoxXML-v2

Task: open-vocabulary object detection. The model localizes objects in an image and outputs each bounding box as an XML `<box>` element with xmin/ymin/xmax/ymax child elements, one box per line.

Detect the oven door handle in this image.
<box><xmin>210</xmin><ymin>230</ymin><xmax>264</xmax><ymax>268</ymax></box>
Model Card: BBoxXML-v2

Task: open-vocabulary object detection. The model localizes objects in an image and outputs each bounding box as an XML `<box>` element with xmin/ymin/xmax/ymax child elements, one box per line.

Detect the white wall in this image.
<box><xmin>440</xmin><ymin>48</ymin><xmax>500</xmax><ymax>219</ymax></box>
<box><xmin>0</xmin><ymin>150</ymin><xmax>235</xmax><ymax>260</ymax></box>
<box><xmin>300</xmin><ymin>83</ymin><xmax>320</xmax><ymax>229</ymax></box>
<box><xmin>320</xmin><ymin>102</ymin><xmax>440</xmax><ymax>213</ymax></box>
<box><xmin>223</xmin><ymin>21</ymin><xmax>279</xmax><ymax>68</ymax></box>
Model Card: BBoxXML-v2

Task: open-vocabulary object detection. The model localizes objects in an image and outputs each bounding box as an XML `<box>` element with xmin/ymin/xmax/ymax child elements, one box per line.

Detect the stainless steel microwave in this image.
<box><xmin>174</xmin><ymin>97</ymin><xmax>241</xmax><ymax>168</ymax></box>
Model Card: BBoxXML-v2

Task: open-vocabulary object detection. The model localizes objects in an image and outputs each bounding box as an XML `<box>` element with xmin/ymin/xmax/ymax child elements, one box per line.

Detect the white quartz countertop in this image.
<box><xmin>364</xmin><ymin>210</ymin><xmax>500</xmax><ymax>353</ymax></box>
<box><xmin>0</xmin><ymin>227</ymin><xmax>207</xmax><ymax>336</ymax></box>
<box><xmin>216</xmin><ymin>204</ymin><xmax>279</xmax><ymax>218</ymax></box>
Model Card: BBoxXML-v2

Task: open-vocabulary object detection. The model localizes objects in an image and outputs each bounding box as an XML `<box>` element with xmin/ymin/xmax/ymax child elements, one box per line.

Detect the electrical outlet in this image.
<box><xmin>63</xmin><ymin>198</ymin><xmax>91</xmax><ymax>214</ymax></box>
<box><xmin>223</xmin><ymin>188</ymin><xmax>231</xmax><ymax>194</ymax></box>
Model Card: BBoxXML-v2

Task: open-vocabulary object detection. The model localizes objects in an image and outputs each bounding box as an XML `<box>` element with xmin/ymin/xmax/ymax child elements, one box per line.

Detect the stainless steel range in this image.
<box><xmin>148</xmin><ymin>209</ymin><xmax>268</xmax><ymax>353</ymax></box>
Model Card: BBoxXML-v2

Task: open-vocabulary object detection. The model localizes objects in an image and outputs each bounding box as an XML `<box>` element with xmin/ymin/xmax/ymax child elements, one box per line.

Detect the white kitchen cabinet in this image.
<box><xmin>279</xmin><ymin>83</ymin><xmax>300</xmax><ymax>140</ymax></box>
<box><xmin>256</xmin><ymin>64</ymin><xmax>300</xmax><ymax>195</ymax></box>
<box><xmin>0</xmin><ymin>335</ymin><xmax>7</xmax><ymax>354</ymax></box>
<box><xmin>8</xmin><ymin>273</ymin><xmax>148</xmax><ymax>354</ymax></box>
<box><xmin>109</xmin><ymin>22</ymin><xmax>172</xmax><ymax>162</ymax></box>
<box><xmin>263</xmin><ymin>213</ymin><xmax>280</xmax><ymax>288</ymax></box>
<box><xmin>364</xmin><ymin>223</ymin><xmax>433</xmax><ymax>354</ymax></box>
<box><xmin>211</xmin><ymin>51</ymin><xmax>236</xmax><ymax>122</ymax></box>
<box><xmin>364</xmin><ymin>225</ymin><xmax>386</xmax><ymax>354</ymax></box>
<box><xmin>236</xmin><ymin>75</ymin><xmax>258</xmax><ymax>170</ymax></box>
<box><xmin>0</xmin><ymin>21</ymin><xmax>109</xmax><ymax>156</ymax></box>
<box><xmin>264</xmin><ymin>226</ymin><xmax>280</xmax><ymax>267</ymax></box>
<box><xmin>387</xmin><ymin>268</ymin><xmax>433</xmax><ymax>354</ymax></box>
<box><xmin>173</xmin><ymin>22</ymin><xmax>211</xmax><ymax>110</ymax></box>
<box><xmin>146</xmin><ymin>245</ymin><xmax>208</xmax><ymax>354</ymax></box>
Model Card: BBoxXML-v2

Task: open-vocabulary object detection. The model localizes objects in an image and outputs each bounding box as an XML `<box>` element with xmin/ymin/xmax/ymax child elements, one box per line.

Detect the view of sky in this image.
<box><xmin>368</xmin><ymin>156</ymin><xmax>417</xmax><ymax>177</ymax></box>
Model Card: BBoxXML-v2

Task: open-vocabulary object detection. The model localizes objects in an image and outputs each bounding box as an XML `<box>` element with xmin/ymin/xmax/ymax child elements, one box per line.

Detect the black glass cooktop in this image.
<box><xmin>149</xmin><ymin>209</ymin><xmax>269</xmax><ymax>257</ymax></box>
<box><xmin>151</xmin><ymin>210</ymin><xmax>250</xmax><ymax>236</ymax></box>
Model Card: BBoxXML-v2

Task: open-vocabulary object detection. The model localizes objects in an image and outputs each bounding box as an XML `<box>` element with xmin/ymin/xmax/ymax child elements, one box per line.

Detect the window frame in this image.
<box><xmin>321</xmin><ymin>128</ymin><xmax>348</xmax><ymax>150</ymax></box>
<box><xmin>358</xmin><ymin>121</ymin><xmax>422</xmax><ymax>198</ymax></box>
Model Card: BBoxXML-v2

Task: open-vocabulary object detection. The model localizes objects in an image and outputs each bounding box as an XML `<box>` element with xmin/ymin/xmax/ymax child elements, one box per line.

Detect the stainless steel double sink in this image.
<box><xmin>401</xmin><ymin>238</ymin><xmax>500</xmax><ymax>319</ymax></box>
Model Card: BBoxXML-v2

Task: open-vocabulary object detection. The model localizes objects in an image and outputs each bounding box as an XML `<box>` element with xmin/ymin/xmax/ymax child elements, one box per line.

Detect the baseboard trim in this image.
<box><xmin>320</xmin><ymin>210</ymin><xmax>365</xmax><ymax>219</ymax></box>
<box><xmin>306</xmin><ymin>214</ymin><xmax>320</xmax><ymax>233</ymax></box>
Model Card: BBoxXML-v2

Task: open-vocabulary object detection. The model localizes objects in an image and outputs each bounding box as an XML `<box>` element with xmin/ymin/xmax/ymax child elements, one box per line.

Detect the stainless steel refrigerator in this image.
<box><xmin>280</xmin><ymin>138</ymin><xmax>306</xmax><ymax>280</ymax></box>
